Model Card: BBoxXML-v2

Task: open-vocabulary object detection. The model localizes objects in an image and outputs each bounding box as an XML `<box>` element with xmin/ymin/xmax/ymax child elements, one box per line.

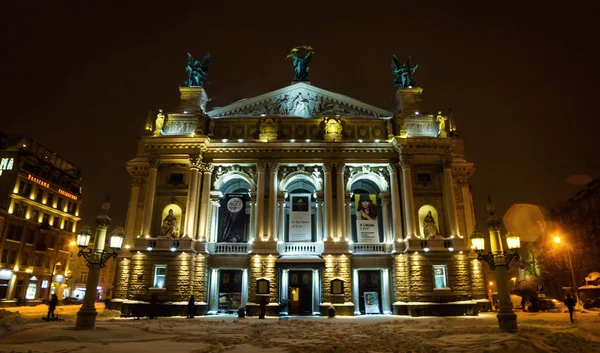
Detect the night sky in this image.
<box><xmin>2</xmin><ymin>1</ymin><xmax>598</xmax><ymax>231</ymax></box>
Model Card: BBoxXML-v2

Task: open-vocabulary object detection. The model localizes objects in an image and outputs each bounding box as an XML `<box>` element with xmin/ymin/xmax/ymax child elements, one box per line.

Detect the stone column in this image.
<box><xmin>141</xmin><ymin>158</ymin><xmax>160</xmax><ymax>237</ymax></box>
<box><xmin>209</xmin><ymin>200</ymin><xmax>220</xmax><ymax>243</ymax></box>
<box><xmin>380</xmin><ymin>193</ymin><xmax>391</xmax><ymax>243</ymax></box>
<box><xmin>197</xmin><ymin>163</ymin><xmax>214</xmax><ymax>241</ymax></box>
<box><xmin>184</xmin><ymin>155</ymin><xmax>202</xmax><ymax>238</ymax></box>
<box><xmin>352</xmin><ymin>269</ymin><xmax>360</xmax><ymax>315</ymax></box>
<box><xmin>459</xmin><ymin>179</ymin><xmax>475</xmax><ymax>241</ymax></box>
<box><xmin>281</xmin><ymin>269</ymin><xmax>289</xmax><ymax>315</ymax></box>
<box><xmin>241</xmin><ymin>269</ymin><xmax>249</xmax><ymax>307</ymax></box>
<box><xmin>208</xmin><ymin>268</ymin><xmax>220</xmax><ymax>314</ymax></box>
<box><xmin>255</xmin><ymin>163</ymin><xmax>267</xmax><ymax>240</ymax></box>
<box><xmin>125</xmin><ymin>177</ymin><xmax>141</xmax><ymax>246</ymax></box>
<box><xmin>323</xmin><ymin>163</ymin><xmax>334</xmax><ymax>241</ymax></box>
<box><xmin>249</xmin><ymin>194</ymin><xmax>256</xmax><ymax>242</ymax></box>
<box><xmin>399</xmin><ymin>157</ymin><xmax>417</xmax><ymax>238</ymax></box>
<box><xmin>278</xmin><ymin>193</ymin><xmax>285</xmax><ymax>241</ymax></box>
<box><xmin>345</xmin><ymin>193</ymin><xmax>352</xmax><ymax>241</ymax></box>
<box><xmin>268</xmin><ymin>162</ymin><xmax>279</xmax><ymax>241</ymax></box>
<box><xmin>387</xmin><ymin>164</ymin><xmax>403</xmax><ymax>241</ymax></box>
<box><xmin>335</xmin><ymin>162</ymin><xmax>346</xmax><ymax>242</ymax></box>
<box><xmin>381</xmin><ymin>269</ymin><xmax>391</xmax><ymax>314</ymax></box>
<box><xmin>316</xmin><ymin>194</ymin><xmax>324</xmax><ymax>242</ymax></box>
<box><xmin>442</xmin><ymin>159</ymin><xmax>459</xmax><ymax>237</ymax></box>
<box><xmin>312</xmin><ymin>269</ymin><xmax>320</xmax><ymax>315</ymax></box>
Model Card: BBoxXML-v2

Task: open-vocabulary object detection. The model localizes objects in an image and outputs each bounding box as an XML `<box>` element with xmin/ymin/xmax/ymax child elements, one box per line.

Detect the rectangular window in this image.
<box><xmin>153</xmin><ymin>265</ymin><xmax>167</xmax><ymax>288</ymax></box>
<box><xmin>168</xmin><ymin>173</ymin><xmax>184</xmax><ymax>185</ymax></box>
<box><xmin>433</xmin><ymin>265</ymin><xmax>448</xmax><ymax>289</ymax></box>
<box><xmin>47</xmin><ymin>193</ymin><xmax>53</xmax><ymax>206</ymax></box>
<box><xmin>18</xmin><ymin>181</ymin><xmax>26</xmax><ymax>194</ymax></box>
<box><xmin>36</xmin><ymin>190</ymin><xmax>43</xmax><ymax>202</ymax></box>
<box><xmin>57</xmin><ymin>197</ymin><xmax>63</xmax><ymax>209</ymax></box>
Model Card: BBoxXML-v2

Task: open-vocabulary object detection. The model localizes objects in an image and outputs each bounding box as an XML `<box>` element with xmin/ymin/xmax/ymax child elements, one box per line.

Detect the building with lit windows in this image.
<box><xmin>111</xmin><ymin>56</ymin><xmax>488</xmax><ymax>316</ymax></box>
<box><xmin>0</xmin><ymin>135</ymin><xmax>85</xmax><ymax>304</ymax></box>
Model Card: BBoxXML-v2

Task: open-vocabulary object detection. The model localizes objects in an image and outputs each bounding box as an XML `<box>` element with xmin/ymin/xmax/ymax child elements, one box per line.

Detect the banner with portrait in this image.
<box><xmin>364</xmin><ymin>291</ymin><xmax>381</xmax><ymax>314</ymax></box>
<box><xmin>289</xmin><ymin>194</ymin><xmax>312</xmax><ymax>242</ymax></box>
<box><xmin>220</xmin><ymin>193</ymin><xmax>247</xmax><ymax>243</ymax></box>
<box><xmin>355</xmin><ymin>194</ymin><xmax>379</xmax><ymax>243</ymax></box>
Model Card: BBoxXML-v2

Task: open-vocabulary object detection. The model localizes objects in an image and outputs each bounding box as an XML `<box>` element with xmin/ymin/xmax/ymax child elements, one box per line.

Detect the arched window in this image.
<box><xmin>161</xmin><ymin>204</ymin><xmax>183</xmax><ymax>238</ymax></box>
<box><xmin>418</xmin><ymin>205</ymin><xmax>440</xmax><ymax>239</ymax></box>
<box><xmin>217</xmin><ymin>178</ymin><xmax>251</xmax><ymax>243</ymax></box>
<box><xmin>284</xmin><ymin>178</ymin><xmax>318</xmax><ymax>242</ymax></box>
<box><xmin>350</xmin><ymin>179</ymin><xmax>384</xmax><ymax>243</ymax></box>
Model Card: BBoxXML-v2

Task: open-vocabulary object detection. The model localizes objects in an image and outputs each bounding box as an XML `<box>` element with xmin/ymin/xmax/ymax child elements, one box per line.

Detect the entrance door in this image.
<box><xmin>358</xmin><ymin>270</ymin><xmax>382</xmax><ymax>314</ymax></box>
<box><xmin>288</xmin><ymin>271</ymin><xmax>312</xmax><ymax>315</ymax></box>
<box><xmin>218</xmin><ymin>270</ymin><xmax>243</xmax><ymax>313</ymax></box>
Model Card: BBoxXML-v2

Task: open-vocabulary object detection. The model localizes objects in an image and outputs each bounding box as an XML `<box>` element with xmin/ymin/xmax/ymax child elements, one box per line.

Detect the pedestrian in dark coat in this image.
<box><xmin>149</xmin><ymin>294</ymin><xmax>158</xmax><ymax>319</ymax></box>
<box><xmin>259</xmin><ymin>296</ymin><xmax>267</xmax><ymax>319</ymax></box>
<box><xmin>187</xmin><ymin>295</ymin><xmax>196</xmax><ymax>318</ymax></box>
<box><xmin>47</xmin><ymin>294</ymin><xmax>58</xmax><ymax>321</ymax></box>
<box><xmin>564</xmin><ymin>294</ymin><xmax>576</xmax><ymax>323</ymax></box>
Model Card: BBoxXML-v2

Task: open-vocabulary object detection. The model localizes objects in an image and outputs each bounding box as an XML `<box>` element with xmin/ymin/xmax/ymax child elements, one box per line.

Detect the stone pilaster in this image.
<box><xmin>323</xmin><ymin>163</ymin><xmax>334</xmax><ymax>241</ymax></box>
<box><xmin>141</xmin><ymin>158</ymin><xmax>159</xmax><ymax>237</ymax></box>
<box><xmin>268</xmin><ymin>162</ymin><xmax>279</xmax><ymax>241</ymax></box>
<box><xmin>442</xmin><ymin>159</ymin><xmax>459</xmax><ymax>238</ymax></box>
<box><xmin>255</xmin><ymin>162</ymin><xmax>267</xmax><ymax>240</ymax></box>
<box><xmin>197</xmin><ymin>163</ymin><xmax>213</xmax><ymax>241</ymax></box>
<box><xmin>458</xmin><ymin>178</ymin><xmax>475</xmax><ymax>243</ymax></box>
<box><xmin>124</xmin><ymin>178</ymin><xmax>141</xmax><ymax>248</ymax></box>
<box><xmin>335</xmin><ymin>162</ymin><xmax>346</xmax><ymax>241</ymax></box>
<box><xmin>387</xmin><ymin>163</ymin><xmax>403</xmax><ymax>242</ymax></box>
<box><xmin>400</xmin><ymin>157</ymin><xmax>417</xmax><ymax>238</ymax></box>
<box><xmin>184</xmin><ymin>154</ymin><xmax>202</xmax><ymax>238</ymax></box>
<box><xmin>278</xmin><ymin>193</ymin><xmax>285</xmax><ymax>241</ymax></box>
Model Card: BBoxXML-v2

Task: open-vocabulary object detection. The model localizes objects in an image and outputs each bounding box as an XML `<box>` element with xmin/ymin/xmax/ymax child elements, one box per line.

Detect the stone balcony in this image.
<box><xmin>350</xmin><ymin>242</ymin><xmax>392</xmax><ymax>254</ymax></box>
<box><xmin>208</xmin><ymin>242</ymin><xmax>251</xmax><ymax>254</ymax></box>
<box><xmin>277</xmin><ymin>241</ymin><xmax>324</xmax><ymax>256</ymax></box>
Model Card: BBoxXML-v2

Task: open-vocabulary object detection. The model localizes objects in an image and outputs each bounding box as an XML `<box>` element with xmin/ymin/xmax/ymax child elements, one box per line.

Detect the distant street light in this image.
<box><xmin>75</xmin><ymin>202</ymin><xmax>124</xmax><ymax>329</ymax></box>
<box><xmin>552</xmin><ymin>234</ymin><xmax>581</xmax><ymax>307</ymax></box>
<box><xmin>471</xmin><ymin>197</ymin><xmax>521</xmax><ymax>333</ymax></box>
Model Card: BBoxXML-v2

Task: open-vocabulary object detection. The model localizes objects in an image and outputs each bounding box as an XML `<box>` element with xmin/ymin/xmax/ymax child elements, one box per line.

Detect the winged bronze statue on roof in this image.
<box><xmin>185</xmin><ymin>52</ymin><xmax>211</xmax><ymax>87</ymax></box>
<box><xmin>391</xmin><ymin>55</ymin><xmax>418</xmax><ymax>88</ymax></box>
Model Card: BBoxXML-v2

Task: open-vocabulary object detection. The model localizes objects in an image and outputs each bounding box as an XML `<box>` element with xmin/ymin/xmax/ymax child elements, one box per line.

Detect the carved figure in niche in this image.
<box><xmin>324</xmin><ymin>117</ymin><xmax>343</xmax><ymax>142</ymax></box>
<box><xmin>154</xmin><ymin>109</ymin><xmax>165</xmax><ymax>136</ymax></box>
<box><xmin>286</xmin><ymin>46</ymin><xmax>314</xmax><ymax>82</ymax></box>
<box><xmin>436</xmin><ymin>111</ymin><xmax>448</xmax><ymax>138</ymax></box>
<box><xmin>357</xmin><ymin>194</ymin><xmax>377</xmax><ymax>220</ymax></box>
<box><xmin>161</xmin><ymin>209</ymin><xmax>179</xmax><ymax>237</ymax></box>
<box><xmin>422</xmin><ymin>211</ymin><xmax>439</xmax><ymax>239</ymax></box>
<box><xmin>386</xmin><ymin>120</ymin><xmax>394</xmax><ymax>139</ymax></box>
<box><xmin>259</xmin><ymin>117</ymin><xmax>278</xmax><ymax>141</ymax></box>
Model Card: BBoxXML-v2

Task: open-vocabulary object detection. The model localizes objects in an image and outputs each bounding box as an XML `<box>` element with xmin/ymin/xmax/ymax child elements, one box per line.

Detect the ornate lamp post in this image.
<box><xmin>75</xmin><ymin>202</ymin><xmax>124</xmax><ymax>329</ymax></box>
<box><xmin>553</xmin><ymin>235</ymin><xmax>581</xmax><ymax>306</ymax></box>
<box><xmin>471</xmin><ymin>197</ymin><xmax>521</xmax><ymax>332</ymax></box>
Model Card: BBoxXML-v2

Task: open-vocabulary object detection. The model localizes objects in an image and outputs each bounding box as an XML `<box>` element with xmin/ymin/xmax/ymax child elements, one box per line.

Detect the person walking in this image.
<box><xmin>47</xmin><ymin>294</ymin><xmax>58</xmax><ymax>321</ymax></box>
<box><xmin>564</xmin><ymin>294</ymin><xmax>576</xmax><ymax>323</ymax></box>
<box><xmin>187</xmin><ymin>295</ymin><xmax>196</xmax><ymax>319</ymax></box>
<box><xmin>259</xmin><ymin>296</ymin><xmax>267</xmax><ymax>319</ymax></box>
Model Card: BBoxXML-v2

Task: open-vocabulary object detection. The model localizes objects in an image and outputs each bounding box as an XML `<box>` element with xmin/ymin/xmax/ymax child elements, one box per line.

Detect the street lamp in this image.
<box><xmin>471</xmin><ymin>197</ymin><xmax>521</xmax><ymax>332</ymax></box>
<box><xmin>552</xmin><ymin>235</ymin><xmax>580</xmax><ymax>306</ymax></box>
<box><xmin>75</xmin><ymin>202</ymin><xmax>123</xmax><ymax>329</ymax></box>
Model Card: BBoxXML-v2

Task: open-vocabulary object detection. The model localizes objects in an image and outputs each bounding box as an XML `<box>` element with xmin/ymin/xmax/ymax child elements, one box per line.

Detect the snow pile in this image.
<box><xmin>0</xmin><ymin>309</ymin><xmax>27</xmax><ymax>339</ymax></box>
<box><xmin>99</xmin><ymin>309</ymin><xmax>122</xmax><ymax>317</ymax></box>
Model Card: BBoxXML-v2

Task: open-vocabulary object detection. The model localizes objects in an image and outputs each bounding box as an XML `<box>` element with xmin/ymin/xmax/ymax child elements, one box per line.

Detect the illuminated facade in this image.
<box><xmin>112</xmin><ymin>68</ymin><xmax>487</xmax><ymax>316</ymax></box>
<box><xmin>0</xmin><ymin>135</ymin><xmax>84</xmax><ymax>303</ymax></box>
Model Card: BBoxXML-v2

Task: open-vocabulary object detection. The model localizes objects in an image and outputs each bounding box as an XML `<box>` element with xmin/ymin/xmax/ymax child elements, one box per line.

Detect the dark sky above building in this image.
<box><xmin>1</xmin><ymin>1</ymin><xmax>598</xmax><ymax>231</ymax></box>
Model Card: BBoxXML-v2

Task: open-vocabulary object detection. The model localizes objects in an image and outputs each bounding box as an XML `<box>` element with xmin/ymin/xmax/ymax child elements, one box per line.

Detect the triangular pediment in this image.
<box><xmin>207</xmin><ymin>82</ymin><xmax>392</xmax><ymax>118</ymax></box>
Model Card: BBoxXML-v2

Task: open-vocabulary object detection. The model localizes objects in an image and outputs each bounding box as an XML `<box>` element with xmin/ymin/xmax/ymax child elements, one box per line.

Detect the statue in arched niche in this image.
<box><xmin>161</xmin><ymin>209</ymin><xmax>179</xmax><ymax>238</ymax></box>
<box><xmin>422</xmin><ymin>210</ymin><xmax>439</xmax><ymax>239</ymax></box>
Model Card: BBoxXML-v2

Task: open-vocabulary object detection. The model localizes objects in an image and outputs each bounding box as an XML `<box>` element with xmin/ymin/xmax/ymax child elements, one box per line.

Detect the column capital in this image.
<box><xmin>335</xmin><ymin>162</ymin><xmax>346</xmax><ymax>173</ymax></box>
<box><xmin>189</xmin><ymin>154</ymin><xmax>202</xmax><ymax>169</ymax></box>
<box><xmin>441</xmin><ymin>158</ymin><xmax>453</xmax><ymax>169</ymax></box>
<box><xmin>268</xmin><ymin>162</ymin><xmax>280</xmax><ymax>173</ymax></box>
<box><xmin>199</xmin><ymin>162</ymin><xmax>214</xmax><ymax>173</ymax></box>
<box><xmin>148</xmin><ymin>157</ymin><xmax>160</xmax><ymax>169</ymax></box>
<box><xmin>386</xmin><ymin>163</ymin><xmax>398</xmax><ymax>174</ymax></box>
<box><xmin>457</xmin><ymin>178</ymin><xmax>470</xmax><ymax>187</ymax></box>
<box><xmin>256</xmin><ymin>162</ymin><xmax>267</xmax><ymax>172</ymax></box>
<box><xmin>399</xmin><ymin>157</ymin><xmax>412</xmax><ymax>169</ymax></box>
<box><xmin>323</xmin><ymin>163</ymin><xmax>334</xmax><ymax>172</ymax></box>
<box><xmin>130</xmin><ymin>178</ymin><xmax>142</xmax><ymax>187</ymax></box>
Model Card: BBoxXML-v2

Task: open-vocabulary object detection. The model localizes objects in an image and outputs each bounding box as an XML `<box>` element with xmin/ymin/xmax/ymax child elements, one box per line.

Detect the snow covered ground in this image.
<box><xmin>1</xmin><ymin>305</ymin><xmax>599</xmax><ymax>352</ymax></box>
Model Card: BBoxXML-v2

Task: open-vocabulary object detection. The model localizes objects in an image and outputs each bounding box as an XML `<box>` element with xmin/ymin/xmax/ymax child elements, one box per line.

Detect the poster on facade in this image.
<box><xmin>220</xmin><ymin>193</ymin><xmax>247</xmax><ymax>243</ymax></box>
<box><xmin>289</xmin><ymin>194</ymin><xmax>312</xmax><ymax>242</ymax></box>
<box><xmin>355</xmin><ymin>194</ymin><xmax>379</xmax><ymax>243</ymax></box>
<box><xmin>364</xmin><ymin>291</ymin><xmax>380</xmax><ymax>314</ymax></box>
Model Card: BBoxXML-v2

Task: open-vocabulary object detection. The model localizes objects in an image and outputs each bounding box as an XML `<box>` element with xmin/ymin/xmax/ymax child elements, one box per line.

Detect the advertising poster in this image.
<box><xmin>289</xmin><ymin>194</ymin><xmax>312</xmax><ymax>242</ymax></box>
<box><xmin>364</xmin><ymin>291</ymin><xmax>381</xmax><ymax>314</ymax></box>
<box><xmin>220</xmin><ymin>193</ymin><xmax>247</xmax><ymax>243</ymax></box>
<box><xmin>355</xmin><ymin>194</ymin><xmax>380</xmax><ymax>243</ymax></box>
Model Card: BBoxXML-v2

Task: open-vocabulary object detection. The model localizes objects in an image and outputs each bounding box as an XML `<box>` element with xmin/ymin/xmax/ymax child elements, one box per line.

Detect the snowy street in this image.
<box><xmin>1</xmin><ymin>305</ymin><xmax>599</xmax><ymax>352</ymax></box>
